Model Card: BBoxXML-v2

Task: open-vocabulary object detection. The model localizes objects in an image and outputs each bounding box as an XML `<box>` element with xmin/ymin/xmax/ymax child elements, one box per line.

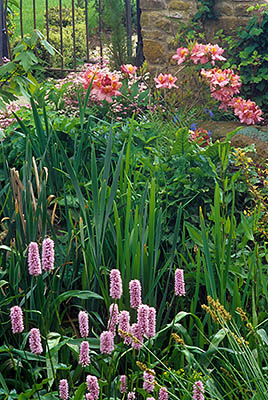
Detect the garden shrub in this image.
<box><xmin>224</xmin><ymin>4</ymin><xmax>268</xmax><ymax>114</ymax></box>
<box><xmin>102</xmin><ymin>0</ymin><xmax>129</xmax><ymax>69</ymax></box>
<box><xmin>43</xmin><ymin>6</ymin><xmax>98</xmax><ymax>68</ymax></box>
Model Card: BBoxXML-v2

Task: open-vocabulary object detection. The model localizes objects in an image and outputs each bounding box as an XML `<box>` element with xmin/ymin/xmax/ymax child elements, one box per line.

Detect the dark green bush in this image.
<box><xmin>226</xmin><ymin>4</ymin><xmax>268</xmax><ymax>114</ymax></box>
<box><xmin>43</xmin><ymin>5</ymin><xmax>98</xmax><ymax>68</ymax></box>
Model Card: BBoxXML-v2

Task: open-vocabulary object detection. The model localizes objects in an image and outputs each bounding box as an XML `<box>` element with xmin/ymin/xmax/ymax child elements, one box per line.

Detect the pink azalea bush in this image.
<box><xmin>172</xmin><ymin>42</ymin><xmax>263</xmax><ymax>125</ymax></box>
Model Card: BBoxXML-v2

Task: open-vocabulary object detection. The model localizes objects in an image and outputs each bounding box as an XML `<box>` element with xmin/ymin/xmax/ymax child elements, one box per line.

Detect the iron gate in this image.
<box><xmin>0</xmin><ymin>0</ymin><xmax>144</xmax><ymax>71</ymax></box>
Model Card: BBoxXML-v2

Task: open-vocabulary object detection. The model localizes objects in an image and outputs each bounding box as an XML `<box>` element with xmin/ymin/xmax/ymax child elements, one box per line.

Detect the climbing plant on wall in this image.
<box><xmin>193</xmin><ymin>0</ymin><xmax>217</xmax><ymax>23</ymax></box>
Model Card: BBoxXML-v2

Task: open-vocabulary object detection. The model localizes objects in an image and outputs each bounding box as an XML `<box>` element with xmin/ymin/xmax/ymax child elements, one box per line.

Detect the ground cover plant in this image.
<box><xmin>0</xmin><ymin>32</ymin><xmax>268</xmax><ymax>400</ymax></box>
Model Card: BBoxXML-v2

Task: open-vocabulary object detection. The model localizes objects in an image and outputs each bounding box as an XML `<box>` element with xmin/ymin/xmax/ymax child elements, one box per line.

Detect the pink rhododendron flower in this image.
<box><xmin>83</xmin><ymin>67</ymin><xmax>122</xmax><ymax>103</ymax></box>
<box><xmin>154</xmin><ymin>73</ymin><xmax>178</xmax><ymax>89</ymax></box>
<box><xmin>172</xmin><ymin>47</ymin><xmax>189</xmax><ymax>65</ymax></box>
<box><xmin>10</xmin><ymin>306</ymin><xmax>24</xmax><ymax>333</ymax></box>
<box><xmin>175</xmin><ymin>269</ymin><xmax>186</xmax><ymax>296</ymax></box>
<box><xmin>229</xmin><ymin>97</ymin><xmax>263</xmax><ymax>125</ymax></box>
<box><xmin>190</xmin><ymin>43</ymin><xmax>226</xmax><ymax>65</ymax></box>
<box><xmin>121</xmin><ymin>64</ymin><xmax>137</xmax><ymax>76</ymax></box>
<box><xmin>201</xmin><ymin>68</ymin><xmax>241</xmax><ymax>105</ymax></box>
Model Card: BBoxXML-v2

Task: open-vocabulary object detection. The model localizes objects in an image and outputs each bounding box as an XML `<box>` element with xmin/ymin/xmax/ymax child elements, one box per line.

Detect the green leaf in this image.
<box><xmin>40</xmin><ymin>39</ymin><xmax>55</xmax><ymax>55</ymax></box>
<box><xmin>185</xmin><ymin>222</ymin><xmax>203</xmax><ymax>247</ymax></box>
<box><xmin>249</xmin><ymin>27</ymin><xmax>263</xmax><ymax>36</ymax></box>
<box><xmin>55</xmin><ymin>290</ymin><xmax>103</xmax><ymax>306</ymax></box>
<box><xmin>73</xmin><ymin>383</ymin><xmax>87</xmax><ymax>400</ymax></box>
<box><xmin>257</xmin><ymin>328</ymin><xmax>268</xmax><ymax>345</ymax></box>
<box><xmin>171</xmin><ymin>127</ymin><xmax>191</xmax><ymax>156</ymax></box>
<box><xmin>0</xmin><ymin>372</ymin><xmax>8</xmax><ymax>393</ymax></box>
<box><xmin>15</xmin><ymin>51</ymin><xmax>38</xmax><ymax>72</ymax></box>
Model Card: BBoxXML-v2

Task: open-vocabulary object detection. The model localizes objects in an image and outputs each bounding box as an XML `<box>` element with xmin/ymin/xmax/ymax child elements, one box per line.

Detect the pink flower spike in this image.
<box><xmin>193</xmin><ymin>380</ymin><xmax>205</xmax><ymax>400</ymax></box>
<box><xmin>10</xmin><ymin>306</ymin><xmax>24</xmax><ymax>333</ymax></box>
<box><xmin>128</xmin><ymin>392</ymin><xmax>135</xmax><ymax>400</ymax></box>
<box><xmin>28</xmin><ymin>242</ymin><xmax>42</xmax><ymax>276</ymax></box>
<box><xmin>118</xmin><ymin>310</ymin><xmax>131</xmax><ymax>345</ymax></box>
<box><xmin>129</xmin><ymin>280</ymin><xmax>142</xmax><ymax>309</ymax></box>
<box><xmin>147</xmin><ymin>398</ymin><xmax>155</xmax><ymax>400</ymax></box>
<box><xmin>29</xmin><ymin>328</ymin><xmax>43</xmax><ymax>354</ymax></box>
<box><xmin>120</xmin><ymin>375</ymin><xmax>127</xmax><ymax>393</ymax></box>
<box><xmin>137</xmin><ymin>304</ymin><xmax>149</xmax><ymax>336</ymax></box>
<box><xmin>110</xmin><ymin>269</ymin><xmax>122</xmax><ymax>299</ymax></box>
<box><xmin>59</xmin><ymin>379</ymin><xmax>69</xmax><ymax>400</ymax></box>
<box><xmin>86</xmin><ymin>375</ymin><xmax>99</xmax><ymax>400</ymax></box>
<box><xmin>86</xmin><ymin>395</ymin><xmax>95</xmax><ymax>400</ymax></box>
<box><xmin>143</xmin><ymin>370</ymin><xmax>155</xmax><ymax>393</ymax></box>
<box><xmin>100</xmin><ymin>330</ymin><xmax>114</xmax><ymax>354</ymax></box>
<box><xmin>131</xmin><ymin>323</ymin><xmax>143</xmax><ymax>350</ymax></box>
<box><xmin>159</xmin><ymin>387</ymin><xmax>168</xmax><ymax>400</ymax></box>
<box><xmin>79</xmin><ymin>341</ymin><xmax>90</xmax><ymax>367</ymax></box>
<box><xmin>175</xmin><ymin>269</ymin><xmax>186</xmax><ymax>296</ymax></box>
<box><xmin>78</xmin><ymin>311</ymin><xmax>89</xmax><ymax>338</ymax></box>
<box><xmin>108</xmin><ymin>303</ymin><xmax>119</xmax><ymax>335</ymax></box>
<box><xmin>42</xmin><ymin>238</ymin><xmax>55</xmax><ymax>272</ymax></box>
<box><xmin>147</xmin><ymin>307</ymin><xmax>156</xmax><ymax>338</ymax></box>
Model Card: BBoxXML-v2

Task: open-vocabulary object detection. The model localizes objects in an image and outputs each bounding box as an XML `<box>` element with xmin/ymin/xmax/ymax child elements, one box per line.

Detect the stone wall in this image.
<box><xmin>140</xmin><ymin>0</ymin><xmax>268</xmax><ymax>70</ymax></box>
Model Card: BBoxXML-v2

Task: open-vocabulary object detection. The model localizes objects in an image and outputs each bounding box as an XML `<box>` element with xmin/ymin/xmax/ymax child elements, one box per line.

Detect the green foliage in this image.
<box><xmin>42</xmin><ymin>6</ymin><xmax>98</xmax><ymax>68</ymax></box>
<box><xmin>193</xmin><ymin>0</ymin><xmax>217</xmax><ymax>23</ymax></box>
<box><xmin>0</xmin><ymin>30</ymin><xmax>54</xmax><ymax>109</ymax></box>
<box><xmin>225</xmin><ymin>4</ymin><xmax>268</xmax><ymax>113</ymax></box>
<box><xmin>103</xmin><ymin>0</ymin><xmax>129</xmax><ymax>68</ymax></box>
<box><xmin>0</xmin><ymin>74</ymin><xmax>267</xmax><ymax>399</ymax></box>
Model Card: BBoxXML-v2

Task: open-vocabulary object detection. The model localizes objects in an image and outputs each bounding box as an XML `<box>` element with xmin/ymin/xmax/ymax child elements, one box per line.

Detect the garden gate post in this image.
<box><xmin>0</xmin><ymin>0</ymin><xmax>8</xmax><ymax>63</ymax></box>
<box><xmin>125</xmin><ymin>0</ymin><xmax>132</xmax><ymax>58</ymax></box>
<box><xmin>135</xmin><ymin>0</ymin><xmax>144</xmax><ymax>66</ymax></box>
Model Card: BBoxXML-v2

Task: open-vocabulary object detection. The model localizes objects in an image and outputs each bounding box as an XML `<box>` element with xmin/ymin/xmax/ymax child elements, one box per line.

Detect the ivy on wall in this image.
<box><xmin>193</xmin><ymin>0</ymin><xmax>217</xmax><ymax>23</ymax></box>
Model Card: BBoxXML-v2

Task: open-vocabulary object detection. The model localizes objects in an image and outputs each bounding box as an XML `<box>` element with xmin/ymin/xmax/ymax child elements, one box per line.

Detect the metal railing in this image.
<box><xmin>1</xmin><ymin>0</ymin><xmax>144</xmax><ymax>71</ymax></box>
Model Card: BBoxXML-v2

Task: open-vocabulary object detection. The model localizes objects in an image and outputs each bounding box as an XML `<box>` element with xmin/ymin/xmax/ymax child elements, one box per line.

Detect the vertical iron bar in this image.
<box><xmin>45</xmin><ymin>0</ymin><xmax>49</xmax><ymax>40</ymax></box>
<box><xmin>4</xmin><ymin>0</ymin><xmax>10</xmax><ymax>59</ymax></box>
<box><xmin>20</xmin><ymin>0</ymin><xmax>23</xmax><ymax>38</ymax></box>
<box><xmin>98</xmin><ymin>0</ymin><xmax>103</xmax><ymax>66</ymax></box>
<box><xmin>125</xmin><ymin>0</ymin><xmax>132</xmax><ymax>58</ymax></box>
<box><xmin>71</xmin><ymin>0</ymin><xmax>77</xmax><ymax>70</ymax></box>
<box><xmin>0</xmin><ymin>0</ymin><xmax>3</xmax><ymax>62</ymax></box>
<box><xmin>85</xmin><ymin>0</ymin><xmax>89</xmax><ymax>62</ymax></box>
<box><xmin>45</xmin><ymin>0</ymin><xmax>50</xmax><ymax>66</ymax></box>
<box><xmin>59</xmin><ymin>0</ymin><xmax>63</xmax><ymax>70</ymax></box>
<box><xmin>33</xmin><ymin>0</ymin><xmax>36</xmax><ymax>29</ymax></box>
<box><xmin>135</xmin><ymin>0</ymin><xmax>144</xmax><ymax>66</ymax></box>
